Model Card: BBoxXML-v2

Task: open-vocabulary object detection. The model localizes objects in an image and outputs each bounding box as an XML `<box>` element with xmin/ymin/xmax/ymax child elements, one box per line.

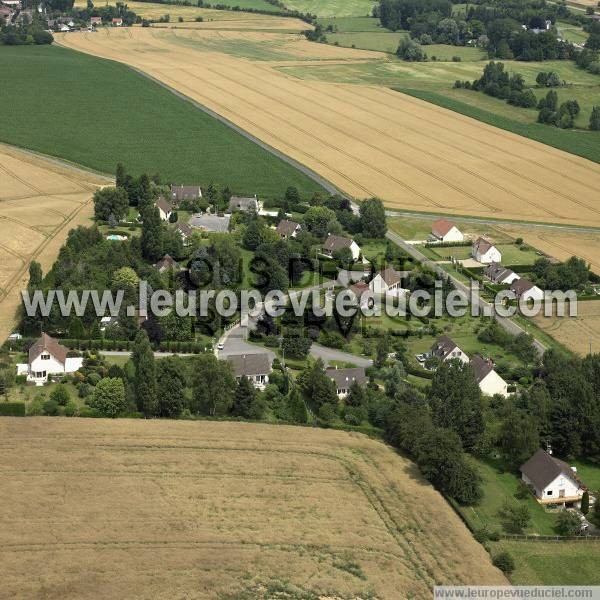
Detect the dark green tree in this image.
<box><xmin>155</xmin><ymin>357</ymin><xmax>186</xmax><ymax>418</ymax></box>
<box><xmin>132</xmin><ymin>329</ymin><xmax>157</xmax><ymax>417</ymax></box>
<box><xmin>359</xmin><ymin>198</ymin><xmax>387</xmax><ymax>238</ymax></box>
<box><xmin>499</xmin><ymin>410</ymin><xmax>540</xmax><ymax>471</ymax></box>
<box><xmin>141</xmin><ymin>207</ymin><xmax>164</xmax><ymax>262</ymax></box>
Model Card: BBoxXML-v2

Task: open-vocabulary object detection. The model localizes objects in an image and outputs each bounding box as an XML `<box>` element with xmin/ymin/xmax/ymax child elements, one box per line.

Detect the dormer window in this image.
<box><xmin>41</xmin><ymin>353</ymin><xmax>50</xmax><ymax>360</ymax></box>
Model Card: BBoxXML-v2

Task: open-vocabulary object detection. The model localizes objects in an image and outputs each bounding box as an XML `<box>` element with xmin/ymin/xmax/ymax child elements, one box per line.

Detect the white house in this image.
<box><xmin>520</xmin><ymin>449</ymin><xmax>586</xmax><ymax>507</ymax></box>
<box><xmin>156</xmin><ymin>197</ymin><xmax>173</xmax><ymax>222</ymax></box>
<box><xmin>226</xmin><ymin>353</ymin><xmax>272</xmax><ymax>390</ymax></box>
<box><xmin>370</xmin><ymin>267</ymin><xmax>408</xmax><ymax>296</ymax></box>
<box><xmin>326</xmin><ymin>367</ymin><xmax>367</xmax><ymax>398</ymax></box>
<box><xmin>16</xmin><ymin>333</ymin><xmax>83</xmax><ymax>385</ymax></box>
<box><xmin>472</xmin><ymin>237</ymin><xmax>502</xmax><ymax>264</ymax></box>
<box><xmin>471</xmin><ymin>355</ymin><xmax>509</xmax><ymax>397</ymax></box>
<box><xmin>430</xmin><ymin>335</ymin><xmax>469</xmax><ymax>364</ymax></box>
<box><xmin>430</xmin><ymin>218</ymin><xmax>464</xmax><ymax>243</ymax></box>
<box><xmin>511</xmin><ymin>278</ymin><xmax>544</xmax><ymax>302</ymax></box>
<box><xmin>322</xmin><ymin>234</ymin><xmax>361</xmax><ymax>261</ymax></box>
<box><xmin>175</xmin><ymin>222</ymin><xmax>193</xmax><ymax>245</ymax></box>
<box><xmin>484</xmin><ymin>263</ymin><xmax>520</xmax><ymax>285</ymax></box>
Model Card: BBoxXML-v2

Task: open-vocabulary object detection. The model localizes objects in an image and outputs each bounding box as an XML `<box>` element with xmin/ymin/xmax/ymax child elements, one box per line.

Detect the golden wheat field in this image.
<box><xmin>0</xmin><ymin>418</ymin><xmax>505</xmax><ymax>599</ymax></box>
<box><xmin>0</xmin><ymin>145</ymin><xmax>108</xmax><ymax>342</ymax></box>
<box><xmin>533</xmin><ymin>299</ymin><xmax>600</xmax><ymax>355</ymax></box>
<box><xmin>56</xmin><ymin>26</ymin><xmax>600</xmax><ymax>226</ymax></box>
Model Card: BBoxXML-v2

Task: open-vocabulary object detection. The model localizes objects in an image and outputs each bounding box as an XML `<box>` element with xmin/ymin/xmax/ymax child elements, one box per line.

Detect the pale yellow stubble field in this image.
<box><xmin>0</xmin><ymin>145</ymin><xmax>108</xmax><ymax>342</ymax></box>
<box><xmin>57</xmin><ymin>26</ymin><xmax>600</xmax><ymax>227</ymax></box>
<box><xmin>0</xmin><ymin>418</ymin><xmax>506</xmax><ymax>598</ymax></box>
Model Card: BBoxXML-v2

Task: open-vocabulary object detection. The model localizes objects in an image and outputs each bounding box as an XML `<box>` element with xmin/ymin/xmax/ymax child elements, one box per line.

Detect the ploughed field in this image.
<box><xmin>0</xmin><ymin>418</ymin><xmax>505</xmax><ymax>599</ymax></box>
<box><xmin>0</xmin><ymin>145</ymin><xmax>107</xmax><ymax>343</ymax></box>
<box><xmin>57</xmin><ymin>27</ymin><xmax>600</xmax><ymax>227</ymax></box>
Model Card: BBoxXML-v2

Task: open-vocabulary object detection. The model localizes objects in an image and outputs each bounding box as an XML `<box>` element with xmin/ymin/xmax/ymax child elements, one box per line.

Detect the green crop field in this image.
<box><xmin>282</xmin><ymin>0</ymin><xmax>377</xmax><ymax>17</ymax></box>
<box><xmin>0</xmin><ymin>45</ymin><xmax>325</xmax><ymax>199</ymax></box>
<box><xmin>326</xmin><ymin>31</ymin><xmax>408</xmax><ymax>53</ymax></box>
<box><xmin>318</xmin><ymin>16</ymin><xmax>389</xmax><ymax>32</ymax></box>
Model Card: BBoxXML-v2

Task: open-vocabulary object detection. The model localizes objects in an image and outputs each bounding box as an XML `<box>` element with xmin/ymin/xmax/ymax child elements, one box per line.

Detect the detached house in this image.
<box><xmin>326</xmin><ymin>367</ymin><xmax>367</xmax><ymax>398</ymax></box>
<box><xmin>170</xmin><ymin>185</ymin><xmax>202</xmax><ymax>204</ymax></box>
<box><xmin>348</xmin><ymin>281</ymin><xmax>374</xmax><ymax>309</ymax></box>
<box><xmin>520</xmin><ymin>449</ymin><xmax>586</xmax><ymax>507</ymax></box>
<box><xmin>111</xmin><ymin>17</ymin><xmax>122</xmax><ymax>26</ymax></box>
<box><xmin>156</xmin><ymin>196</ymin><xmax>173</xmax><ymax>222</ymax></box>
<box><xmin>322</xmin><ymin>234</ymin><xmax>361</xmax><ymax>261</ymax></box>
<box><xmin>276</xmin><ymin>219</ymin><xmax>301</xmax><ymax>239</ymax></box>
<box><xmin>227</xmin><ymin>353</ymin><xmax>272</xmax><ymax>390</ymax></box>
<box><xmin>430</xmin><ymin>219</ymin><xmax>464</xmax><ymax>243</ymax></box>
<box><xmin>90</xmin><ymin>15</ymin><xmax>102</xmax><ymax>26</ymax></box>
<box><xmin>370</xmin><ymin>267</ymin><xmax>408</xmax><ymax>297</ymax></box>
<box><xmin>430</xmin><ymin>335</ymin><xmax>469</xmax><ymax>364</ymax></box>
<box><xmin>175</xmin><ymin>222</ymin><xmax>193</xmax><ymax>244</ymax></box>
<box><xmin>472</xmin><ymin>238</ymin><xmax>502</xmax><ymax>264</ymax></box>
<box><xmin>16</xmin><ymin>333</ymin><xmax>83</xmax><ymax>385</ymax></box>
<box><xmin>154</xmin><ymin>254</ymin><xmax>179</xmax><ymax>273</ymax></box>
<box><xmin>484</xmin><ymin>263</ymin><xmax>520</xmax><ymax>285</ymax></box>
<box><xmin>229</xmin><ymin>196</ymin><xmax>258</xmax><ymax>213</ymax></box>
<box><xmin>471</xmin><ymin>355</ymin><xmax>509</xmax><ymax>397</ymax></box>
<box><xmin>511</xmin><ymin>278</ymin><xmax>544</xmax><ymax>302</ymax></box>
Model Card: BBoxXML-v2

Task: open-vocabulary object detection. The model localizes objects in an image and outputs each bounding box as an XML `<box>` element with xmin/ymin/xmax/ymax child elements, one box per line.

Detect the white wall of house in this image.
<box><xmin>520</xmin><ymin>286</ymin><xmax>544</xmax><ymax>302</ymax></box>
<box><xmin>349</xmin><ymin>241</ymin><xmax>361</xmax><ymax>261</ymax></box>
<box><xmin>444</xmin><ymin>348</ymin><xmax>470</xmax><ymax>364</ymax></box>
<box><xmin>522</xmin><ymin>473</ymin><xmax>583</xmax><ymax>503</ymax></box>
<box><xmin>474</xmin><ymin>246</ymin><xmax>502</xmax><ymax>264</ymax></box>
<box><xmin>158</xmin><ymin>208</ymin><xmax>172</xmax><ymax>222</ymax></box>
<box><xmin>244</xmin><ymin>374</ymin><xmax>269</xmax><ymax>390</ymax></box>
<box><xmin>440</xmin><ymin>227</ymin><xmax>464</xmax><ymax>243</ymax></box>
<box><xmin>500</xmin><ymin>272</ymin><xmax>520</xmax><ymax>285</ymax></box>
<box><xmin>29</xmin><ymin>353</ymin><xmax>64</xmax><ymax>382</ymax></box>
<box><xmin>478</xmin><ymin>370</ymin><xmax>509</xmax><ymax>397</ymax></box>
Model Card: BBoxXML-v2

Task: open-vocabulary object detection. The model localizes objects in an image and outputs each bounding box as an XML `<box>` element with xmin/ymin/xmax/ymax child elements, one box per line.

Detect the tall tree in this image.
<box><xmin>499</xmin><ymin>409</ymin><xmax>540</xmax><ymax>471</ymax></box>
<box><xmin>297</xmin><ymin>359</ymin><xmax>338</xmax><ymax>413</ymax></box>
<box><xmin>359</xmin><ymin>198</ymin><xmax>387</xmax><ymax>238</ymax></box>
<box><xmin>141</xmin><ymin>207</ymin><xmax>164</xmax><ymax>262</ymax></box>
<box><xmin>89</xmin><ymin>378</ymin><xmax>128</xmax><ymax>418</ymax></box>
<box><xmin>231</xmin><ymin>376</ymin><xmax>264</xmax><ymax>419</ymax></box>
<box><xmin>155</xmin><ymin>357</ymin><xmax>186</xmax><ymax>418</ymax></box>
<box><xmin>132</xmin><ymin>329</ymin><xmax>157</xmax><ymax>417</ymax></box>
<box><xmin>191</xmin><ymin>354</ymin><xmax>236</xmax><ymax>416</ymax></box>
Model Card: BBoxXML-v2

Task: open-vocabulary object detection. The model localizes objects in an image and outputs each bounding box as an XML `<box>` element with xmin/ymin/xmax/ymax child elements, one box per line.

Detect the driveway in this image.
<box><xmin>310</xmin><ymin>343</ymin><xmax>372</xmax><ymax>367</ymax></box>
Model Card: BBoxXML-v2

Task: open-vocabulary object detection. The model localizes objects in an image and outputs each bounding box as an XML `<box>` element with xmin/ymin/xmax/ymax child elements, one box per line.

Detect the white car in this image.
<box><xmin>216</xmin><ymin>343</ymin><xmax>224</xmax><ymax>351</ymax></box>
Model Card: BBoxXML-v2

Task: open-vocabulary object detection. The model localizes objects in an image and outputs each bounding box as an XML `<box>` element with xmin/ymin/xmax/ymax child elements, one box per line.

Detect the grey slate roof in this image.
<box><xmin>276</xmin><ymin>220</ymin><xmax>300</xmax><ymax>237</ymax></box>
<box><xmin>326</xmin><ymin>367</ymin><xmax>367</xmax><ymax>389</ymax></box>
<box><xmin>227</xmin><ymin>353</ymin><xmax>272</xmax><ymax>378</ymax></box>
<box><xmin>520</xmin><ymin>449</ymin><xmax>580</xmax><ymax>491</ymax></box>
<box><xmin>323</xmin><ymin>234</ymin><xmax>353</xmax><ymax>253</ymax></box>
<box><xmin>170</xmin><ymin>185</ymin><xmax>202</xmax><ymax>202</ymax></box>
<box><xmin>430</xmin><ymin>335</ymin><xmax>460</xmax><ymax>360</ymax></box>
<box><xmin>229</xmin><ymin>196</ymin><xmax>258</xmax><ymax>212</ymax></box>
<box><xmin>470</xmin><ymin>355</ymin><xmax>494</xmax><ymax>384</ymax></box>
<box><xmin>29</xmin><ymin>333</ymin><xmax>68</xmax><ymax>365</ymax></box>
<box><xmin>484</xmin><ymin>263</ymin><xmax>517</xmax><ymax>284</ymax></box>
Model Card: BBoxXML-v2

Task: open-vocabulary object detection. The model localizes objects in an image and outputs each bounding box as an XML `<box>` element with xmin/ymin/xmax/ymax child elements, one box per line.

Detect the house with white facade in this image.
<box><xmin>156</xmin><ymin>196</ymin><xmax>173</xmax><ymax>222</ymax></box>
<box><xmin>471</xmin><ymin>355</ymin><xmax>509</xmax><ymax>397</ymax></box>
<box><xmin>276</xmin><ymin>219</ymin><xmax>301</xmax><ymax>239</ymax></box>
<box><xmin>430</xmin><ymin>219</ymin><xmax>464</xmax><ymax>243</ymax></box>
<box><xmin>520</xmin><ymin>449</ymin><xmax>586</xmax><ymax>507</ymax></box>
<box><xmin>226</xmin><ymin>353</ymin><xmax>272</xmax><ymax>390</ymax></box>
<box><xmin>16</xmin><ymin>333</ymin><xmax>83</xmax><ymax>385</ymax></box>
<box><xmin>429</xmin><ymin>335</ymin><xmax>469</xmax><ymax>364</ymax></box>
<box><xmin>175</xmin><ymin>222</ymin><xmax>193</xmax><ymax>245</ymax></box>
<box><xmin>511</xmin><ymin>278</ymin><xmax>544</xmax><ymax>302</ymax></box>
<box><xmin>484</xmin><ymin>263</ymin><xmax>520</xmax><ymax>285</ymax></box>
<box><xmin>369</xmin><ymin>267</ymin><xmax>408</xmax><ymax>297</ymax></box>
<box><xmin>322</xmin><ymin>234</ymin><xmax>361</xmax><ymax>261</ymax></box>
<box><xmin>326</xmin><ymin>367</ymin><xmax>367</xmax><ymax>398</ymax></box>
<box><xmin>472</xmin><ymin>238</ymin><xmax>502</xmax><ymax>264</ymax></box>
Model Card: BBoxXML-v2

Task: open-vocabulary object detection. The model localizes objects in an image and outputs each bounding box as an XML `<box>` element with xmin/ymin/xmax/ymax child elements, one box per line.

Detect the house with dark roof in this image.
<box><xmin>326</xmin><ymin>367</ymin><xmax>367</xmax><ymax>398</ymax></box>
<box><xmin>170</xmin><ymin>185</ymin><xmax>202</xmax><ymax>204</ymax></box>
<box><xmin>369</xmin><ymin>267</ymin><xmax>409</xmax><ymax>296</ymax></box>
<box><xmin>175</xmin><ymin>222</ymin><xmax>193</xmax><ymax>244</ymax></box>
<box><xmin>322</xmin><ymin>234</ymin><xmax>361</xmax><ymax>261</ymax></box>
<box><xmin>155</xmin><ymin>196</ymin><xmax>173</xmax><ymax>222</ymax></box>
<box><xmin>226</xmin><ymin>353</ymin><xmax>272</xmax><ymax>390</ymax></box>
<box><xmin>430</xmin><ymin>335</ymin><xmax>469</xmax><ymax>364</ymax></box>
<box><xmin>510</xmin><ymin>278</ymin><xmax>544</xmax><ymax>302</ymax></box>
<box><xmin>229</xmin><ymin>196</ymin><xmax>258</xmax><ymax>213</ymax></box>
<box><xmin>520</xmin><ymin>449</ymin><xmax>586</xmax><ymax>506</ymax></box>
<box><xmin>470</xmin><ymin>355</ymin><xmax>508</xmax><ymax>397</ymax></box>
<box><xmin>154</xmin><ymin>254</ymin><xmax>179</xmax><ymax>273</ymax></box>
<box><xmin>276</xmin><ymin>219</ymin><xmax>301</xmax><ymax>239</ymax></box>
<box><xmin>471</xmin><ymin>237</ymin><xmax>501</xmax><ymax>264</ymax></box>
<box><xmin>16</xmin><ymin>333</ymin><xmax>83</xmax><ymax>385</ymax></box>
<box><xmin>484</xmin><ymin>263</ymin><xmax>520</xmax><ymax>285</ymax></box>
<box><xmin>430</xmin><ymin>219</ymin><xmax>464</xmax><ymax>243</ymax></box>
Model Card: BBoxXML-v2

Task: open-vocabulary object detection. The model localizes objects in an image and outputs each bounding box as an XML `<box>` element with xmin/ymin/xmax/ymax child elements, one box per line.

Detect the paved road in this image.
<box><xmin>385</xmin><ymin>230</ymin><xmax>547</xmax><ymax>356</ymax></box>
<box><xmin>310</xmin><ymin>343</ymin><xmax>373</xmax><ymax>367</ymax></box>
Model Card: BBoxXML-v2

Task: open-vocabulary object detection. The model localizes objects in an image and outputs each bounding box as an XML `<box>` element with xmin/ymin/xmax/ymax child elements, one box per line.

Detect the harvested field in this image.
<box><xmin>533</xmin><ymin>300</ymin><xmax>600</xmax><ymax>356</ymax></box>
<box><xmin>57</xmin><ymin>27</ymin><xmax>600</xmax><ymax>227</ymax></box>
<box><xmin>0</xmin><ymin>144</ymin><xmax>108</xmax><ymax>343</ymax></box>
<box><xmin>0</xmin><ymin>418</ymin><xmax>505</xmax><ymax>598</ymax></box>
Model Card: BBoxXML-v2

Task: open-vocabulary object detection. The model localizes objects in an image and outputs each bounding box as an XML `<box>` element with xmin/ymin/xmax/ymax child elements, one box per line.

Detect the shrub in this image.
<box><xmin>64</xmin><ymin>400</ymin><xmax>79</xmax><ymax>417</ymax></box>
<box><xmin>452</xmin><ymin>55</ymin><xmax>461</xmax><ymax>62</ymax></box>
<box><xmin>50</xmin><ymin>384</ymin><xmax>70</xmax><ymax>406</ymax></box>
<box><xmin>555</xmin><ymin>509</ymin><xmax>582</xmax><ymax>536</ymax></box>
<box><xmin>0</xmin><ymin>402</ymin><xmax>25</xmax><ymax>416</ymax></box>
<box><xmin>493</xmin><ymin>552</ymin><xmax>515</xmax><ymax>574</ymax></box>
<box><xmin>42</xmin><ymin>399</ymin><xmax>59</xmax><ymax>416</ymax></box>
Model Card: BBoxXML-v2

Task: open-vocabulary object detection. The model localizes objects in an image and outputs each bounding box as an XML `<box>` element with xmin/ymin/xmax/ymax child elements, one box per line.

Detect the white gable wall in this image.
<box><xmin>475</xmin><ymin>246</ymin><xmax>502</xmax><ymax>264</ymax></box>
<box><xmin>478</xmin><ymin>370</ymin><xmax>509</xmax><ymax>397</ymax></box>
<box><xmin>441</xmin><ymin>226</ymin><xmax>464</xmax><ymax>243</ymax></box>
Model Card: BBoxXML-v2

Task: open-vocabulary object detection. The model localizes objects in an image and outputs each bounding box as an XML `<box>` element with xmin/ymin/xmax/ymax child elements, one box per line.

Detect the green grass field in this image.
<box><xmin>427</xmin><ymin>243</ymin><xmax>540</xmax><ymax>265</ymax></box>
<box><xmin>0</xmin><ymin>45</ymin><xmax>324</xmax><ymax>199</ymax></box>
<box><xmin>318</xmin><ymin>16</ymin><xmax>388</xmax><ymax>32</ymax></box>
<box><xmin>186</xmin><ymin>0</ymin><xmax>283</xmax><ymax>11</ymax></box>
<box><xmin>282</xmin><ymin>0</ymin><xmax>376</xmax><ymax>17</ymax></box>
<box><xmin>326</xmin><ymin>31</ymin><xmax>407</xmax><ymax>53</ymax></box>
<box><xmin>556</xmin><ymin>20</ymin><xmax>589</xmax><ymax>44</ymax></box>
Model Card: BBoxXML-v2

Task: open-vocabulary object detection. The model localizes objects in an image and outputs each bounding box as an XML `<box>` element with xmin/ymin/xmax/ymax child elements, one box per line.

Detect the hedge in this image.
<box><xmin>0</xmin><ymin>402</ymin><xmax>26</xmax><ymax>417</ymax></box>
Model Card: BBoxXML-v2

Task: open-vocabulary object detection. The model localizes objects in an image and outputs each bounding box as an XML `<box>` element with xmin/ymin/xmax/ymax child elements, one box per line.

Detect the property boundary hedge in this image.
<box><xmin>0</xmin><ymin>402</ymin><xmax>26</xmax><ymax>416</ymax></box>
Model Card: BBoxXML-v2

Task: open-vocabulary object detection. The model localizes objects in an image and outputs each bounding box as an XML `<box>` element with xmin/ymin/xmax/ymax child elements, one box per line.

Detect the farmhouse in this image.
<box><xmin>171</xmin><ymin>184</ymin><xmax>202</xmax><ymax>203</ymax></box>
<box><xmin>16</xmin><ymin>333</ymin><xmax>83</xmax><ymax>385</ymax></box>
<box><xmin>471</xmin><ymin>355</ymin><xmax>509</xmax><ymax>397</ymax></box>
<box><xmin>326</xmin><ymin>367</ymin><xmax>367</xmax><ymax>398</ymax></box>
<box><xmin>276</xmin><ymin>219</ymin><xmax>301</xmax><ymax>239</ymax></box>
<box><xmin>322</xmin><ymin>234</ymin><xmax>361</xmax><ymax>261</ymax></box>
<box><xmin>430</xmin><ymin>335</ymin><xmax>469</xmax><ymax>364</ymax></box>
<box><xmin>520</xmin><ymin>448</ymin><xmax>586</xmax><ymax>507</ymax></box>
<box><xmin>511</xmin><ymin>278</ymin><xmax>544</xmax><ymax>302</ymax></box>
<box><xmin>370</xmin><ymin>267</ymin><xmax>408</xmax><ymax>296</ymax></box>
<box><xmin>430</xmin><ymin>219</ymin><xmax>464</xmax><ymax>243</ymax></box>
<box><xmin>484</xmin><ymin>263</ymin><xmax>520</xmax><ymax>285</ymax></box>
<box><xmin>226</xmin><ymin>353</ymin><xmax>272</xmax><ymax>390</ymax></box>
<box><xmin>472</xmin><ymin>237</ymin><xmax>502</xmax><ymax>264</ymax></box>
<box><xmin>154</xmin><ymin>254</ymin><xmax>179</xmax><ymax>273</ymax></box>
<box><xmin>189</xmin><ymin>213</ymin><xmax>230</xmax><ymax>233</ymax></box>
<box><xmin>175</xmin><ymin>222</ymin><xmax>193</xmax><ymax>243</ymax></box>
<box><xmin>229</xmin><ymin>196</ymin><xmax>258</xmax><ymax>212</ymax></box>
<box><xmin>155</xmin><ymin>196</ymin><xmax>173</xmax><ymax>221</ymax></box>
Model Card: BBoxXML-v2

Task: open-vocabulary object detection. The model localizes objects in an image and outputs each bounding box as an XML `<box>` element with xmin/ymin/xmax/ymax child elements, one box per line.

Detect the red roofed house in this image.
<box><xmin>112</xmin><ymin>17</ymin><xmax>123</xmax><ymax>26</ymax></box>
<box><xmin>431</xmin><ymin>219</ymin><xmax>464</xmax><ymax>243</ymax></box>
<box><xmin>16</xmin><ymin>333</ymin><xmax>83</xmax><ymax>385</ymax></box>
<box><xmin>90</xmin><ymin>16</ymin><xmax>102</xmax><ymax>26</ymax></box>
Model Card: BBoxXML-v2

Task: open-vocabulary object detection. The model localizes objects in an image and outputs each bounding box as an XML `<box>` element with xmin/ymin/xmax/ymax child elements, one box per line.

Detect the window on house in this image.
<box><xmin>547</xmin><ymin>490</ymin><xmax>553</xmax><ymax>496</ymax></box>
<box><xmin>41</xmin><ymin>354</ymin><xmax>50</xmax><ymax>360</ymax></box>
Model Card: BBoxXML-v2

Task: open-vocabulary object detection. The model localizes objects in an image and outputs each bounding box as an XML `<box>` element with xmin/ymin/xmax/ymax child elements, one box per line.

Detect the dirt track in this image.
<box><xmin>57</xmin><ymin>27</ymin><xmax>600</xmax><ymax>228</ymax></box>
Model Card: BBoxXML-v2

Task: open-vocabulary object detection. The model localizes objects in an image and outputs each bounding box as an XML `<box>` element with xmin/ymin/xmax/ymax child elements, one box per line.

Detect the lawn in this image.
<box><xmin>491</xmin><ymin>539</ymin><xmax>600</xmax><ymax>585</ymax></box>
<box><xmin>282</xmin><ymin>0</ymin><xmax>377</xmax><ymax>17</ymax></box>
<box><xmin>427</xmin><ymin>243</ymin><xmax>541</xmax><ymax>266</ymax></box>
<box><xmin>0</xmin><ymin>45</ymin><xmax>324</xmax><ymax>200</ymax></box>
<box><xmin>326</xmin><ymin>31</ymin><xmax>407</xmax><ymax>53</ymax></box>
<box><xmin>556</xmin><ymin>20</ymin><xmax>589</xmax><ymax>44</ymax></box>
<box><xmin>460</xmin><ymin>458</ymin><xmax>559</xmax><ymax>536</ymax></box>
<box><xmin>318</xmin><ymin>16</ymin><xmax>389</xmax><ymax>32</ymax></box>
